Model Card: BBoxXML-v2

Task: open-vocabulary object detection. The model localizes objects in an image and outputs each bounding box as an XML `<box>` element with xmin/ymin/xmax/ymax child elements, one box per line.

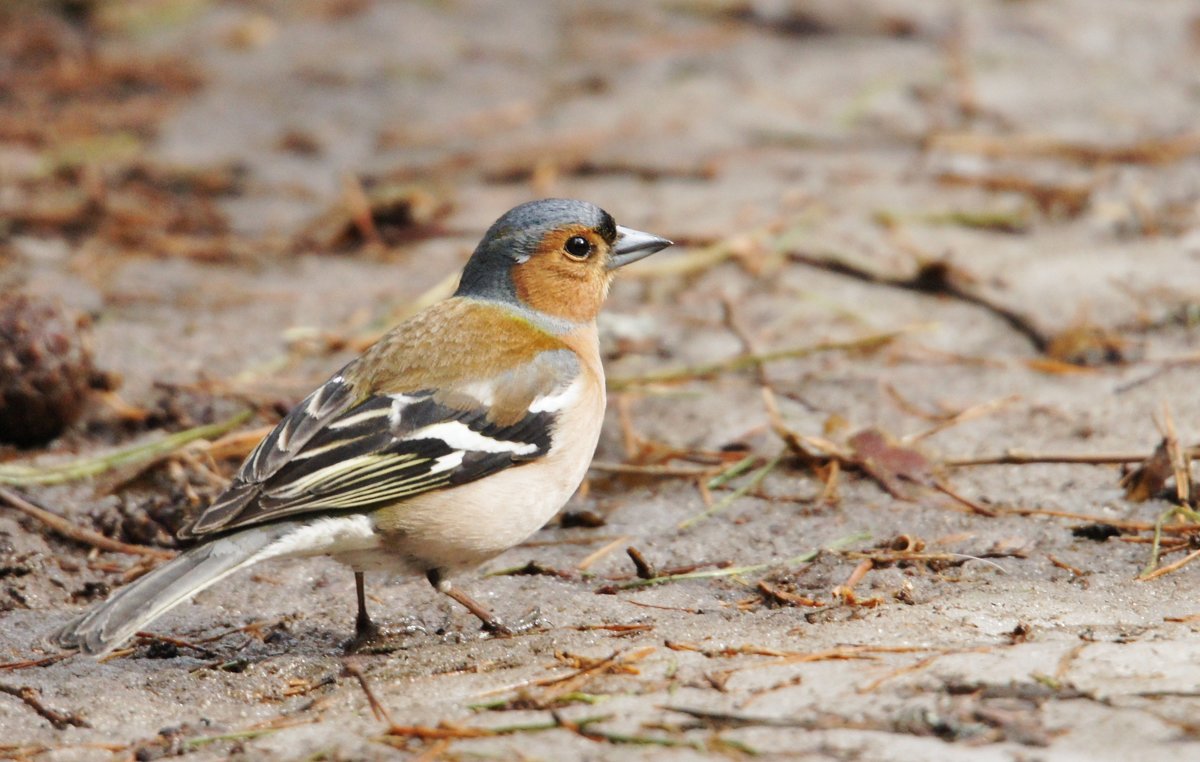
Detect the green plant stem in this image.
<box><xmin>680</xmin><ymin>452</ymin><xmax>784</xmax><ymax>530</ymax></box>
<box><xmin>0</xmin><ymin>410</ymin><xmax>252</xmax><ymax>486</ymax></box>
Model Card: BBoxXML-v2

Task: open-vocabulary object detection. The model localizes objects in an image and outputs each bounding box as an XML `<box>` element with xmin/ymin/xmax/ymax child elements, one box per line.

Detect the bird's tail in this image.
<box><xmin>54</xmin><ymin>522</ymin><xmax>296</xmax><ymax>656</ymax></box>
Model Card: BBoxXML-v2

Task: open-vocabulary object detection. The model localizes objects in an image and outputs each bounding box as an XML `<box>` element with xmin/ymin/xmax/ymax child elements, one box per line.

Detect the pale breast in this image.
<box><xmin>365</xmin><ymin>370</ymin><xmax>606</xmax><ymax>573</ymax></box>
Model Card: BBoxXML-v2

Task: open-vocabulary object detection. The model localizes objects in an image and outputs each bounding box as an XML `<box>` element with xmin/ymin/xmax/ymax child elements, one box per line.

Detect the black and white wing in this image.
<box><xmin>182</xmin><ymin>351</ymin><xmax>580</xmax><ymax>539</ymax></box>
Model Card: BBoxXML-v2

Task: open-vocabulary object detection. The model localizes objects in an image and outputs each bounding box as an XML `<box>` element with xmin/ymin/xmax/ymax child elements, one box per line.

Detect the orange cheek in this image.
<box><xmin>513</xmin><ymin>258</ymin><xmax>610</xmax><ymax>322</ymax></box>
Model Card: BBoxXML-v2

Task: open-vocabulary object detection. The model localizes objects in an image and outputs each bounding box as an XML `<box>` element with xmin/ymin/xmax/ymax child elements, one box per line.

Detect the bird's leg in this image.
<box><xmin>354</xmin><ymin>571</ymin><xmax>377</xmax><ymax>637</ymax></box>
<box><xmin>343</xmin><ymin>571</ymin><xmax>382</xmax><ymax>652</ymax></box>
<box><xmin>426</xmin><ymin>569</ymin><xmax>512</xmax><ymax>635</ymax></box>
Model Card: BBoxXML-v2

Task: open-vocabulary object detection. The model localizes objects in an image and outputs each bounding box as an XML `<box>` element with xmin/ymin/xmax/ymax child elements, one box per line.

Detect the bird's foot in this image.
<box><xmin>344</xmin><ymin>617</ymin><xmax>426</xmax><ymax>654</ymax></box>
<box><xmin>481</xmin><ymin>608</ymin><xmax>549</xmax><ymax>638</ymax></box>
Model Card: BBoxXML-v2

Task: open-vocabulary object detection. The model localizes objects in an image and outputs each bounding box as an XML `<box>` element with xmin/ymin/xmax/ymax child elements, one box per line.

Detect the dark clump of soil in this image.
<box><xmin>0</xmin><ymin>293</ymin><xmax>113</xmax><ymax>447</ymax></box>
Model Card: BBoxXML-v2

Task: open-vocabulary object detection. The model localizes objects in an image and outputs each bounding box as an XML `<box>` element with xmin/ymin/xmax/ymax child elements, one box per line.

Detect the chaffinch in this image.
<box><xmin>56</xmin><ymin>198</ymin><xmax>671</xmax><ymax>655</ymax></box>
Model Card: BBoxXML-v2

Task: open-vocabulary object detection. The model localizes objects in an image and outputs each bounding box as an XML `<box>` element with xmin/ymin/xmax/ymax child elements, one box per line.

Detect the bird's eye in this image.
<box><xmin>564</xmin><ymin>235</ymin><xmax>592</xmax><ymax>260</ymax></box>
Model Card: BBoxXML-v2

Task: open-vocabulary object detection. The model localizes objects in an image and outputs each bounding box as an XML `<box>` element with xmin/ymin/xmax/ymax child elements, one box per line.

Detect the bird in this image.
<box><xmin>54</xmin><ymin>198</ymin><xmax>672</xmax><ymax>655</ymax></box>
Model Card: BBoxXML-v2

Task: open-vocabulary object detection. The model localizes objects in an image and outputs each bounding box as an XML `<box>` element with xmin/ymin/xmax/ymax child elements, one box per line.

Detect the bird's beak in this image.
<box><xmin>608</xmin><ymin>225</ymin><xmax>673</xmax><ymax>270</ymax></box>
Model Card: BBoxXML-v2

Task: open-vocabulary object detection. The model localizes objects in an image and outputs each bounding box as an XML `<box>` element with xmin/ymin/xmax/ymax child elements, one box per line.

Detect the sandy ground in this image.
<box><xmin>3</xmin><ymin>0</ymin><xmax>1200</xmax><ymax>759</ymax></box>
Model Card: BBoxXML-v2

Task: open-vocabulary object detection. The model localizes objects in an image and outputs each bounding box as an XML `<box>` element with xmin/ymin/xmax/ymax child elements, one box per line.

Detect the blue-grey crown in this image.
<box><xmin>456</xmin><ymin>199</ymin><xmax>616</xmax><ymax>300</ymax></box>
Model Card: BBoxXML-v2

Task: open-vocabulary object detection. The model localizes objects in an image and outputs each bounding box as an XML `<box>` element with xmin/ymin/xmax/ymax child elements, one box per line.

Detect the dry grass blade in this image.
<box><xmin>577</xmin><ymin>536</ymin><xmax>634</xmax><ymax>571</ymax></box>
<box><xmin>1139</xmin><ymin>547</ymin><xmax>1200</xmax><ymax>582</ymax></box>
<box><xmin>536</xmin><ymin>646</ymin><xmax>656</xmax><ymax>705</ymax></box>
<box><xmin>704</xmin><ymin>645</ymin><xmax>935</xmax><ymax>686</ymax></box>
<box><xmin>0</xmin><ymin>411</ymin><xmax>252</xmax><ymax>487</ymax></box>
<box><xmin>1161</xmin><ymin>404</ymin><xmax>1193</xmax><ymax>506</ymax></box>
<box><xmin>587</xmin><ymin>461</ymin><xmax>713</xmax><ymax>479</ymax></box>
<box><xmin>907</xmin><ymin>395</ymin><xmax>1020</xmax><ymax>442</ymax></box>
<box><xmin>610</xmin><ymin>531</ymin><xmax>870</xmax><ymax>590</ymax></box>
<box><xmin>678</xmin><ymin>451</ymin><xmax>784</xmax><ymax>529</ymax></box>
<box><xmin>1137</xmin><ymin>405</ymin><xmax>1200</xmax><ymax>578</ymax></box>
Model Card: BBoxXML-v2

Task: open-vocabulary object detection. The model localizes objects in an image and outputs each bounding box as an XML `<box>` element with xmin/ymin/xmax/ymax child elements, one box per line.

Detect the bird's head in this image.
<box><xmin>455</xmin><ymin>199</ymin><xmax>672</xmax><ymax>324</ymax></box>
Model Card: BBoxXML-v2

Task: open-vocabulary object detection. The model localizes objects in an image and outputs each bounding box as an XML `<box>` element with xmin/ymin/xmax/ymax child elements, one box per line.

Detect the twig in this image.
<box><xmin>944</xmin><ymin>13</ymin><xmax>981</xmax><ymax>121</ymax></box>
<box><xmin>738</xmin><ymin>674</ymin><xmax>806</xmax><ymax>707</ymax></box>
<box><xmin>134</xmin><ymin>632</ymin><xmax>215</xmax><ymax>657</ymax></box>
<box><xmin>756</xmin><ymin>580</ymin><xmax>823</xmax><ymax>607</ymax></box>
<box><xmin>0</xmin><ymin>411</ymin><xmax>252</xmax><ymax>486</ymax></box>
<box><xmin>1055</xmin><ymin>643</ymin><xmax>1090</xmax><ymax>682</ymax></box>
<box><xmin>614</xmin><ymin>394</ymin><xmax>643</xmax><ymax>460</ymax></box>
<box><xmin>379</xmin><ymin>713</ymin><xmax>689</xmax><ymax>750</ymax></box>
<box><xmin>945</xmin><ymin>449</ymin><xmax>1199</xmax><ymax>467</ymax></box>
<box><xmin>932</xmin><ymin>479</ymin><xmax>997</xmax><ymax>517</ymax></box>
<box><xmin>0</xmin><ymin>683</ymin><xmax>88</xmax><ymax>730</ymax></box>
<box><xmin>1003</xmin><ymin>506</ymin><xmax>1200</xmax><ymax>535</ymax></box>
<box><xmin>1048</xmin><ymin>554</ymin><xmax>1087</xmax><ymax>577</ymax></box>
<box><xmin>0</xmin><ymin>653</ymin><xmax>71</xmax><ymax>671</ymax></box>
<box><xmin>843</xmin><ymin>551</ymin><xmax>1011</xmax><ymax>573</ymax></box>
<box><xmin>690</xmin><ymin>646</ymin><xmax>947</xmax><ymax>696</ymax></box>
<box><xmin>204</xmin><ymin>425</ymin><xmax>274</xmax><ymax>461</ymax></box>
<box><xmin>762</xmin><ymin>386</ymin><xmax>830</xmax><ymax>463</ymax></box>
<box><xmin>0</xmin><ymin>486</ymin><xmax>174</xmax><ymax>560</ymax></box>
<box><xmin>833</xmin><ymin>558</ymin><xmax>875</xmax><ymax>601</ymax></box>
<box><xmin>196</xmin><ymin>617</ymin><xmax>289</xmax><ymax>644</ymax></box>
<box><xmin>608</xmin><ymin>330</ymin><xmax>908</xmax><ymax>391</ymax></box>
<box><xmin>716</xmin><ymin>644</ymin><xmax>933</xmax><ymax>677</ymax></box>
<box><xmin>343</xmin><ymin>660</ymin><xmax>393</xmax><ymax>725</ymax></box>
<box><xmin>624</xmin><ymin>599</ymin><xmax>705</xmax><ymax>615</ymax></box>
<box><xmin>626</xmin><ymin>547</ymin><xmax>656</xmax><ymax>580</ymax></box>
<box><xmin>786</xmin><ymin>251</ymin><xmax>1050</xmax><ymax>351</ymax></box>
<box><xmin>721</xmin><ymin>294</ymin><xmax>770</xmax><ymax>388</ymax></box>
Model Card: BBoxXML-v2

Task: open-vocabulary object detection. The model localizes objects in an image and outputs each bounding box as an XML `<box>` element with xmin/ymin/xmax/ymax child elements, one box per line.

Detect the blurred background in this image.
<box><xmin>3</xmin><ymin>1</ymin><xmax>1200</xmax><ymax>757</ymax></box>
<box><xmin>3</xmin><ymin>1</ymin><xmax>1198</xmax><ymax>417</ymax></box>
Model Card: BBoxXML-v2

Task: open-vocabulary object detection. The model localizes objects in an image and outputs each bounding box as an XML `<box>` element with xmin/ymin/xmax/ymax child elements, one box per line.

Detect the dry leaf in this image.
<box><xmin>1120</xmin><ymin>440</ymin><xmax>1173</xmax><ymax>502</ymax></box>
<box><xmin>848</xmin><ymin>428</ymin><xmax>935</xmax><ymax>499</ymax></box>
